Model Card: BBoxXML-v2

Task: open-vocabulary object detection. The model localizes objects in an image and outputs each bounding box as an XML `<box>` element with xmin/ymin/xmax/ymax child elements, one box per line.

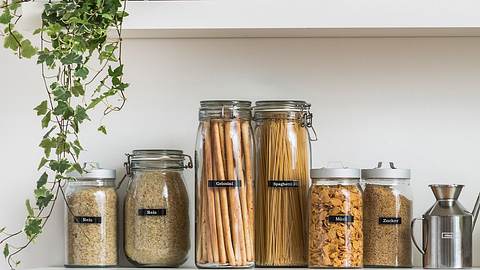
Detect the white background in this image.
<box><xmin>1</xmin><ymin>37</ymin><xmax>480</xmax><ymax>269</ymax></box>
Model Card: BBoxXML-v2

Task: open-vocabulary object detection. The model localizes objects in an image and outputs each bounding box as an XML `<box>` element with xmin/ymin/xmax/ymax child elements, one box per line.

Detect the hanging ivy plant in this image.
<box><xmin>0</xmin><ymin>0</ymin><xmax>128</xmax><ymax>268</ymax></box>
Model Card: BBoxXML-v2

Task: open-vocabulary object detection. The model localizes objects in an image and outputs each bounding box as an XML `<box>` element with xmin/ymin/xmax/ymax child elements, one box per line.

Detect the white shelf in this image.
<box><xmin>19</xmin><ymin>0</ymin><xmax>480</xmax><ymax>38</ymax></box>
<box><xmin>119</xmin><ymin>0</ymin><xmax>480</xmax><ymax>38</ymax></box>
<box><xmin>24</xmin><ymin>267</ymin><xmax>480</xmax><ymax>270</ymax></box>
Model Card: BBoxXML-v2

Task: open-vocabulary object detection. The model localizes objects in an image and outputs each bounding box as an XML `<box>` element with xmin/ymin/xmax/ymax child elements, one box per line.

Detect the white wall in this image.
<box><xmin>1</xmin><ymin>37</ymin><xmax>480</xmax><ymax>269</ymax></box>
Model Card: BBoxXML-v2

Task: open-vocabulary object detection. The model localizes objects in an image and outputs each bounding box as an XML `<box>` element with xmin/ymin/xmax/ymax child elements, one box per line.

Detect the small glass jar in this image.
<box><xmin>308</xmin><ymin>167</ymin><xmax>363</xmax><ymax>269</ymax></box>
<box><xmin>254</xmin><ymin>100</ymin><xmax>315</xmax><ymax>267</ymax></box>
<box><xmin>195</xmin><ymin>100</ymin><xmax>255</xmax><ymax>268</ymax></box>
<box><xmin>362</xmin><ymin>162</ymin><xmax>412</xmax><ymax>268</ymax></box>
<box><xmin>124</xmin><ymin>150</ymin><xmax>192</xmax><ymax>267</ymax></box>
<box><xmin>64</xmin><ymin>162</ymin><xmax>118</xmax><ymax>267</ymax></box>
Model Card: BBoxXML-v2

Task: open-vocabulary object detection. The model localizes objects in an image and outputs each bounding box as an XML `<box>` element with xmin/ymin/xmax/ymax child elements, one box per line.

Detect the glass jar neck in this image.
<box><xmin>313</xmin><ymin>178</ymin><xmax>360</xmax><ymax>185</ymax></box>
<box><xmin>199</xmin><ymin>100</ymin><xmax>252</xmax><ymax>120</ymax></box>
<box><xmin>364</xmin><ymin>178</ymin><xmax>411</xmax><ymax>185</ymax></box>
<box><xmin>69</xmin><ymin>179</ymin><xmax>115</xmax><ymax>187</ymax></box>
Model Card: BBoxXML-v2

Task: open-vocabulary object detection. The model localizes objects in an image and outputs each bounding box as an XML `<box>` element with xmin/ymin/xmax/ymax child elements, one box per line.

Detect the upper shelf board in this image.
<box><xmin>21</xmin><ymin>0</ymin><xmax>480</xmax><ymax>38</ymax></box>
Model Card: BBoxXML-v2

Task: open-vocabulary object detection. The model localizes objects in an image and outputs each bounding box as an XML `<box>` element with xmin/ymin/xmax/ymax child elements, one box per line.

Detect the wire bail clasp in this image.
<box><xmin>301</xmin><ymin>104</ymin><xmax>318</xmax><ymax>141</ymax></box>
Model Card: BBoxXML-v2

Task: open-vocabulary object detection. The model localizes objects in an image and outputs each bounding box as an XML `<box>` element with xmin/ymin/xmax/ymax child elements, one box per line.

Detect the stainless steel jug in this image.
<box><xmin>411</xmin><ymin>184</ymin><xmax>480</xmax><ymax>268</ymax></box>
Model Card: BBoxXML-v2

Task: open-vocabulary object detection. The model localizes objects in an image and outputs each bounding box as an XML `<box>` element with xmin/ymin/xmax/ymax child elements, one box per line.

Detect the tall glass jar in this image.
<box><xmin>308</xmin><ymin>167</ymin><xmax>363</xmax><ymax>269</ymax></box>
<box><xmin>124</xmin><ymin>150</ymin><xmax>191</xmax><ymax>267</ymax></box>
<box><xmin>195</xmin><ymin>100</ymin><xmax>255</xmax><ymax>268</ymax></box>
<box><xmin>253</xmin><ymin>100</ymin><xmax>315</xmax><ymax>267</ymax></box>
<box><xmin>64</xmin><ymin>162</ymin><xmax>117</xmax><ymax>267</ymax></box>
<box><xmin>362</xmin><ymin>162</ymin><xmax>412</xmax><ymax>268</ymax></box>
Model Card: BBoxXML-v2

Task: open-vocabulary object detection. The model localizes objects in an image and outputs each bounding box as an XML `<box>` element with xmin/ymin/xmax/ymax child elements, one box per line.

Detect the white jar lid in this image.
<box><xmin>74</xmin><ymin>162</ymin><xmax>116</xmax><ymax>180</ymax></box>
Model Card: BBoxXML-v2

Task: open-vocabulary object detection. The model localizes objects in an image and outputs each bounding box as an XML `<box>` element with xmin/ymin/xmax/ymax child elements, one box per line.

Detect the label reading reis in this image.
<box><xmin>267</xmin><ymin>180</ymin><xmax>299</xmax><ymax>188</ymax></box>
<box><xmin>379</xmin><ymin>217</ymin><xmax>402</xmax><ymax>225</ymax></box>
<box><xmin>208</xmin><ymin>180</ymin><xmax>241</xmax><ymax>188</ymax></box>
<box><xmin>138</xmin><ymin>209</ymin><xmax>167</xmax><ymax>216</ymax></box>
<box><xmin>74</xmin><ymin>216</ymin><xmax>102</xmax><ymax>224</ymax></box>
<box><xmin>328</xmin><ymin>215</ymin><xmax>354</xmax><ymax>223</ymax></box>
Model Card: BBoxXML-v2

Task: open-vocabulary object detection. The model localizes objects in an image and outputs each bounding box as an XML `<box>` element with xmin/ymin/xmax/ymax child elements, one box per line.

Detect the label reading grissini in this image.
<box><xmin>379</xmin><ymin>217</ymin><xmax>402</xmax><ymax>225</ymax></box>
<box><xmin>267</xmin><ymin>180</ymin><xmax>299</xmax><ymax>188</ymax></box>
<box><xmin>74</xmin><ymin>216</ymin><xmax>102</xmax><ymax>224</ymax></box>
<box><xmin>328</xmin><ymin>215</ymin><xmax>354</xmax><ymax>223</ymax></box>
<box><xmin>208</xmin><ymin>180</ymin><xmax>242</xmax><ymax>188</ymax></box>
<box><xmin>138</xmin><ymin>209</ymin><xmax>167</xmax><ymax>216</ymax></box>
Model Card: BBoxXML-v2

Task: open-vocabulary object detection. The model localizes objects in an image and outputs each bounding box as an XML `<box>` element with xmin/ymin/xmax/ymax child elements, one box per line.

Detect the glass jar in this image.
<box><xmin>253</xmin><ymin>100</ymin><xmax>315</xmax><ymax>267</ymax></box>
<box><xmin>195</xmin><ymin>100</ymin><xmax>255</xmax><ymax>268</ymax></box>
<box><xmin>308</xmin><ymin>167</ymin><xmax>363</xmax><ymax>269</ymax></box>
<box><xmin>362</xmin><ymin>162</ymin><xmax>412</xmax><ymax>268</ymax></box>
<box><xmin>64</xmin><ymin>162</ymin><xmax>117</xmax><ymax>267</ymax></box>
<box><xmin>124</xmin><ymin>150</ymin><xmax>192</xmax><ymax>267</ymax></box>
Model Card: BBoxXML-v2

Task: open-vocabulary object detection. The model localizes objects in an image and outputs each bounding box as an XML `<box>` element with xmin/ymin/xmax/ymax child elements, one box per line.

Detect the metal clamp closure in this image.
<box><xmin>301</xmin><ymin>104</ymin><xmax>318</xmax><ymax>141</ymax></box>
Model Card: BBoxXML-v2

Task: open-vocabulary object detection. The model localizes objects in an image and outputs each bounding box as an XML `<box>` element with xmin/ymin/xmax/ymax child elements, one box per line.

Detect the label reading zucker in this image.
<box><xmin>379</xmin><ymin>217</ymin><xmax>402</xmax><ymax>225</ymax></box>
<box><xmin>74</xmin><ymin>216</ymin><xmax>102</xmax><ymax>224</ymax></box>
<box><xmin>328</xmin><ymin>215</ymin><xmax>354</xmax><ymax>223</ymax></box>
<box><xmin>208</xmin><ymin>180</ymin><xmax>242</xmax><ymax>188</ymax></box>
<box><xmin>268</xmin><ymin>180</ymin><xmax>299</xmax><ymax>188</ymax></box>
<box><xmin>138</xmin><ymin>209</ymin><xmax>167</xmax><ymax>216</ymax></box>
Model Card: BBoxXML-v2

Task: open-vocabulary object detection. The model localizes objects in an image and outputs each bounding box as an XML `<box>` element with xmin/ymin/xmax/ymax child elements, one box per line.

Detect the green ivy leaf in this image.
<box><xmin>38</xmin><ymin>158</ymin><xmax>49</xmax><ymax>171</ymax></box>
<box><xmin>34</xmin><ymin>187</ymin><xmax>53</xmax><ymax>210</ymax></box>
<box><xmin>25</xmin><ymin>199</ymin><xmax>34</xmax><ymax>217</ymax></box>
<box><xmin>24</xmin><ymin>217</ymin><xmax>42</xmax><ymax>240</ymax></box>
<box><xmin>34</xmin><ymin>100</ymin><xmax>48</xmax><ymax>116</ymax></box>
<box><xmin>3</xmin><ymin>30</ymin><xmax>23</xmax><ymax>51</ymax></box>
<box><xmin>20</xmin><ymin>39</ymin><xmax>37</xmax><ymax>59</ymax></box>
<box><xmin>74</xmin><ymin>67</ymin><xmax>89</xmax><ymax>79</ymax></box>
<box><xmin>71</xmin><ymin>163</ymin><xmax>83</xmax><ymax>174</ymax></box>
<box><xmin>39</xmin><ymin>138</ymin><xmax>55</xmax><ymax>158</ymax></box>
<box><xmin>0</xmin><ymin>9</ymin><xmax>13</xmax><ymax>24</ymax></box>
<box><xmin>98</xmin><ymin>125</ymin><xmax>107</xmax><ymax>135</ymax></box>
<box><xmin>41</xmin><ymin>112</ymin><xmax>51</xmax><ymax>128</ymax></box>
<box><xmin>3</xmin><ymin>243</ymin><xmax>9</xmax><ymax>258</ymax></box>
<box><xmin>49</xmin><ymin>159</ymin><xmax>70</xmax><ymax>174</ymax></box>
<box><xmin>37</xmin><ymin>172</ymin><xmax>48</xmax><ymax>188</ymax></box>
<box><xmin>74</xmin><ymin>105</ymin><xmax>90</xmax><ymax>124</ymax></box>
<box><xmin>71</xmin><ymin>81</ymin><xmax>85</xmax><ymax>97</ymax></box>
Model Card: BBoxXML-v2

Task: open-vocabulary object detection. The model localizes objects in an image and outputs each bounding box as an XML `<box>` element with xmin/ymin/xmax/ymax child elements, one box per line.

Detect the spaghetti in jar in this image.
<box><xmin>253</xmin><ymin>100</ymin><xmax>315</xmax><ymax>267</ymax></box>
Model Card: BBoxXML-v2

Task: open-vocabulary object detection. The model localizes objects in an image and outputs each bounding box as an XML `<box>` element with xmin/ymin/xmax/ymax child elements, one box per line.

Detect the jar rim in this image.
<box><xmin>254</xmin><ymin>100</ymin><xmax>311</xmax><ymax>113</ymax></box>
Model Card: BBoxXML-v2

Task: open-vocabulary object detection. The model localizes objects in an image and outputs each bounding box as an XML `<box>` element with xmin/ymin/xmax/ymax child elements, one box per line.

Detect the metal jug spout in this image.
<box><xmin>473</xmin><ymin>192</ymin><xmax>480</xmax><ymax>230</ymax></box>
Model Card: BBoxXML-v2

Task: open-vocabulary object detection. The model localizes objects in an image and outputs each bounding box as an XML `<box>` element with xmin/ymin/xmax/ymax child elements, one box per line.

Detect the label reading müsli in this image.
<box><xmin>74</xmin><ymin>216</ymin><xmax>102</xmax><ymax>224</ymax></box>
<box><xmin>208</xmin><ymin>180</ymin><xmax>242</xmax><ymax>188</ymax></box>
<box><xmin>379</xmin><ymin>217</ymin><xmax>402</xmax><ymax>225</ymax></box>
<box><xmin>328</xmin><ymin>215</ymin><xmax>354</xmax><ymax>223</ymax></box>
<box><xmin>138</xmin><ymin>209</ymin><xmax>167</xmax><ymax>216</ymax></box>
<box><xmin>267</xmin><ymin>180</ymin><xmax>299</xmax><ymax>188</ymax></box>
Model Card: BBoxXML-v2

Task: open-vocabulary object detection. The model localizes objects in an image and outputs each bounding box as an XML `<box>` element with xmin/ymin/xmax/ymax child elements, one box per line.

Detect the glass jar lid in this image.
<box><xmin>71</xmin><ymin>162</ymin><xmax>116</xmax><ymax>180</ymax></box>
<box><xmin>361</xmin><ymin>162</ymin><xmax>411</xmax><ymax>179</ymax></box>
<box><xmin>311</xmin><ymin>167</ymin><xmax>361</xmax><ymax>179</ymax></box>
<box><xmin>199</xmin><ymin>100</ymin><xmax>252</xmax><ymax>120</ymax></box>
<box><xmin>125</xmin><ymin>149</ymin><xmax>193</xmax><ymax>174</ymax></box>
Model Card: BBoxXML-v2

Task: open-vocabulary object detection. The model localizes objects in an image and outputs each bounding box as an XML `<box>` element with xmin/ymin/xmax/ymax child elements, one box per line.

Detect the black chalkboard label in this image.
<box><xmin>328</xmin><ymin>215</ymin><xmax>354</xmax><ymax>223</ymax></box>
<box><xmin>379</xmin><ymin>217</ymin><xmax>402</xmax><ymax>224</ymax></box>
<box><xmin>74</xmin><ymin>216</ymin><xmax>101</xmax><ymax>224</ymax></box>
<box><xmin>268</xmin><ymin>180</ymin><xmax>299</xmax><ymax>188</ymax></box>
<box><xmin>208</xmin><ymin>180</ymin><xmax>242</xmax><ymax>188</ymax></box>
<box><xmin>138</xmin><ymin>209</ymin><xmax>167</xmax><ymax>216</ymax></box>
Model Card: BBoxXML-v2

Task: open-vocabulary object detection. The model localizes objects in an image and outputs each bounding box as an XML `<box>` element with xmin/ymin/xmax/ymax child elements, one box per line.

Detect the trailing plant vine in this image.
<box><xmin>0</xmin><ymin>0</ymin><xmax>128</xmax><ymax>268</ymax></box>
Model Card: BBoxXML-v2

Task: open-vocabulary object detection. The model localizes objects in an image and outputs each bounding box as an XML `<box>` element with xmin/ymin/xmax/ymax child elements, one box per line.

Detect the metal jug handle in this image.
<box><xmin>411</xmin><ymin>217</ymin><xmax>425</xmax><ymax>255</ymax></box>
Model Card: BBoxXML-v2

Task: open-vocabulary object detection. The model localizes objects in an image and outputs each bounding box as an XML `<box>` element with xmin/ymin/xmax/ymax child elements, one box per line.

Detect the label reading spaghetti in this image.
<box><xmin>328</xmin><ymin>215</ymin><xmax>354</xmax><ymax>223</ymax></box>
<box><xmin>74</xmin><ymin>216</ymin><xmax>102</xmax><ymax>224</ymax></box>
<box><xmin>267</xmin><ymin>180</ymin><xmax>299</xmax><ymax>188</ymax></box>
<box><xmin>379</xmin><ymin>217</ymin><xmax>402</xmax><ymax>225</ymax></box>
<box><xmin>138</xmin><ymin>209</ymin><xmax>167</xmax><ymax>216</ymax></box>
<box><xmin>208</xmin><ymin>180</ymin><xmax>241</xmax><ymax>188</ymax></box>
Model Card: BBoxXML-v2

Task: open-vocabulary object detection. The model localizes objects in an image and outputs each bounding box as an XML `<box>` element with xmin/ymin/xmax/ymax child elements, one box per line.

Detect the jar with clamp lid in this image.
<box><xmin>123</xmin><ymin>150</ymin><xmax>192</xmax><ymax>267</ymax></box>
<box><xmin>253</xmin><ymin>100</ymin><xmax>317</xmax><ymax>267</ymax></box>
<box><xmin>362</xmin><ymin>162</ymin><xmax>412</xmax><ymax>268</ymax></box>
<box><xmin>64</xmin><ymin>162</ymin><xmax>118</xmax><ymax>267</ymax></box>
<box><xmin>195</xmin><ymin>100</ymin><xmax>255</xmax><ymax>268</ymax></box>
